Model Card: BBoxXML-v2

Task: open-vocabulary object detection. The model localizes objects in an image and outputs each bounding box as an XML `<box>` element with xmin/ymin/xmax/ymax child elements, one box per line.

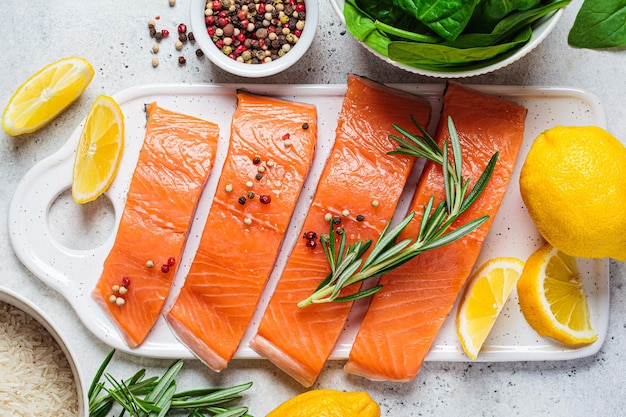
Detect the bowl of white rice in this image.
<box><xmin>0</xmin><ymin>286</ymin><xmax>86</xmax><ymax>416</ymax></box>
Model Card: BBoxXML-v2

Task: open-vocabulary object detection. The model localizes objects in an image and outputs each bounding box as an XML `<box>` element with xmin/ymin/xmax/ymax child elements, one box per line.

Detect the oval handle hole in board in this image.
<box><xmin>47</xmin><ymin>188</ymin><xmax>116</xmax><ymax>251</ymax></box>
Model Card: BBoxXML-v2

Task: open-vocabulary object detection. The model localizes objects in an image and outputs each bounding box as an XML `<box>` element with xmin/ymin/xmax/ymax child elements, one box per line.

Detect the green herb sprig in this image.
<box><xmin>297</xmin><ymin>116</ymin><xmax>498</xmax><ymax>308</ymax></box>
<box><xmin>88</xmin><ymin>350</ymin><xmax>253</xmax><ymax>417</ymax></box>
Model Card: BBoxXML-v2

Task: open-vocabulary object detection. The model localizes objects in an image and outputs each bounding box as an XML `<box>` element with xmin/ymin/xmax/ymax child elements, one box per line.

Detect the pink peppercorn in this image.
<box><xmin>205</xmin><ymin>15</ymin><xmax>215</xmax><ymax>25</ymax></box>
<box><xmin>235</xmin><ymin>44</ymin><xmax>247</xmax><ymax>55</ymax></box>
<box><xmin>295</xmin><ymin>2</ymin><xmax>305</xmax><ymax>12</ymax></box>
<box><xmin>122</xmin><ymin>277</ymin><xmax>131</xmax><ymax>287</ymax></box>
<box><xmin>161</xmin><ymin>29</ymin><xmax>170</xmax><ymax>37</ymax></box>
<box><xmin>178</xmin><ymin>23</ymin><xmax>187</xmax><ymax>33</ymax></box>
<box><xmin>259</xmin><ymin>195</ymin><xmax>271</xmax><ymax>204</ymax></box>
<box><xmin>306</xmin><ymin>239</ymin><xmax>316</xmax><ymax>249</ymax></box>
<box><xmin>161</xmin><ymin>264</ymin><xmax>170</xmax><ymax>273</ymax></box>
<box><xmin>207</xmin><ymin>26</ymin><xmax>216</xmax><ymax>36</ymax></box>
<box><xmin>212</xmin><ymin>0</ymin><xmax>221</xmax><ymax>10</ymax></box>
<box><xmin>167</xmin><ymin>257</ymin><xmax>176</xmax><ymax>266</ymax></box>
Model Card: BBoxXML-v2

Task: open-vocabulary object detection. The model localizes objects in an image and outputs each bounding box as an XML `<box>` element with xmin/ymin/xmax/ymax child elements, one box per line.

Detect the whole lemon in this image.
<box><xmin>519</xmin><ymin>125</ymin><xmax>626</xmax><ymax>261</ymax></box>
<box><xmin>266</xmin><ymin>389</ymin><xmax>380</xmax><ymax>417</ymax></box>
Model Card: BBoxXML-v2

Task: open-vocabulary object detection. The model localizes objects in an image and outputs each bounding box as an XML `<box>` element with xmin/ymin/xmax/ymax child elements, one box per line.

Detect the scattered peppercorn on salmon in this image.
<box><xmin>344</xmin><ymin>82</ymin><xmax>526</xmax><ymax>382</ymax></box>
<box><xmin>92</xmin><ymin>103</ymin><xmax>219</xmax><ymax>348</ymax></box>
<box><xmin>249</xmin><ymin>75</ymin><xmax>432</xmax><ymax>387</ymax></box>
<box><xmin>165</xmin><ymin>92</ymin><xmax>317</xmax><ymax>371</ymax></box>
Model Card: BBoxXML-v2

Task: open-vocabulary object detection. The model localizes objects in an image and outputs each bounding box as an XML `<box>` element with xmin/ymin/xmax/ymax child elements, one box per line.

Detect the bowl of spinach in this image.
<box><xmin>332</xmin><ymin>0</ymin><xmax>571</xmax><ymax>77</ymax></box>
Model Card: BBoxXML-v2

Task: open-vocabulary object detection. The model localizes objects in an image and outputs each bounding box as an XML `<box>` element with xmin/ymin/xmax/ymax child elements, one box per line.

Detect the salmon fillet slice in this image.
<box><xmin>249</xmin><ymin>75</ymin><xmax>432</xmax><ymax>387</ymax></box>
<box><xmin>344</xmin><ymin>81</ymin><xmax>527</xmax><ymax>382</ymax></box>
<box><xmin>92</xmin><ymin>102</ymin><xmax>219</xmax><ymax>348</ymax></box>
<box><xmin>165</xmin><ymin>92</ymin><xmax>317</xmax><ymax>371</ymax></box>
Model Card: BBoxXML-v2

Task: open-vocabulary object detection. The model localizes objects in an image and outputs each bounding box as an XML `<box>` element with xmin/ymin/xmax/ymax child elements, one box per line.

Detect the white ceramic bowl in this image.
<box><xmin>190</xmin><ymin>0</ymin><xmax>318</xmax><ymax>77</ymax></box>
<box><xmin>331</xmin><ymin>0</ymin><xmax>563</xmax><ymax>78</ymax></box>
<box><xmin>0</xmin><ymin>287</ymin><xmax>87</xmax><ymax>415</ymax></box>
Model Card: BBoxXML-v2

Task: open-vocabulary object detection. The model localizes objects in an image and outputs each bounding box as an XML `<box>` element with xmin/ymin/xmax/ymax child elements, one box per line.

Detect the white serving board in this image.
<box><xmin>8</xmin><ymin>83</ymin><xmax>609</xmax><ymax>362</ymax></box>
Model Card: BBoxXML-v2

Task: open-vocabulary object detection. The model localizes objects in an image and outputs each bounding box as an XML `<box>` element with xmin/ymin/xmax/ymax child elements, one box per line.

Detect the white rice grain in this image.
<box><xmin>0</xmin><ymin>301</ymin><xmax>79</xmax><ymax>416</ymax></box>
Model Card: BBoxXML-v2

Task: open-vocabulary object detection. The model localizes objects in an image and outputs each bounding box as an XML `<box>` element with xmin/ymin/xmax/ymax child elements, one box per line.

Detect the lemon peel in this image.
<box><xmin>520</xmin><ymin>125</ymin><xmax>626</xmax><ymax>261</ymax></box>
<box><xmin>266</xmin><ymin>389</ymin><xmax>380</xmax><ymax>417</ymax></box>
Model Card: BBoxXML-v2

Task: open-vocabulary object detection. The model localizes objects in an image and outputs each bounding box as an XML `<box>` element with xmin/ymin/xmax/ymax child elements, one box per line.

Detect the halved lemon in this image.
<box><xmin>2</xmin><ymin>56</ymin><xmax>94</xmax><ymax>136</ymax></box>
<box><xmin>71</xmin><ymin>95</ymin><xmax>124</xmax><ymax>204</ymax></box>
<box><xmin>456</xmin><ymin>257</ymin><xmax>525</xmax><ymax>360</ymax></box>
<box><xmin>517</xmin><ymin>243</ymin><xmax>597</xmax><ymax>346</ymax></box>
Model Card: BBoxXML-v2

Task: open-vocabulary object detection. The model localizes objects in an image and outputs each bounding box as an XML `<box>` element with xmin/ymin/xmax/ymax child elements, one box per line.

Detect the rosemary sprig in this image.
<box><xmin>298</xmin><ymin>116</ymin><xmax>498</xmax><ymax>308</ymax></box>
<box><xmin>88</xmin><ymin>350</ymin><xmax>253</xmax><ymax>417</ymax></box>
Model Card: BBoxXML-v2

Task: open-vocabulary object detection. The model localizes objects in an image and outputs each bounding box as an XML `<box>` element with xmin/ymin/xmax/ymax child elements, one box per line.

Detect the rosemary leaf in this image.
<box><xmin>360</xmin><ymin>212</ymin><xmax>415</xmax><ymax>271</ymax></box>
<box><xmin>88</xmin><ymin>351</ymin><xmax>253</xmax><ymax>417</ymax></box>
<box><xmin>333</xmin><ymin>285</ymin><xmax>384</xmax><ymax>302</ymax></box>
<box><xmin>89</xmin><ymin>349</ymin><xmax>115</xmax><ymax>399</ymax></box>
<box><xmin>459</xmin><ymin>153</ymin><xmax>498</xmax><ymax>213</ymax></box>
<box><xmin>298</xmin><ymin>116</ymin><xmax>498</xmax><ymax>307</ymax></box>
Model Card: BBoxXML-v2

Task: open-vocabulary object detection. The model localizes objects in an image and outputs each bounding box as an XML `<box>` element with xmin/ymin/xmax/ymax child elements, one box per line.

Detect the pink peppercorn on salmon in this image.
<box><xmin>344</xmin><ymin>81</ymin><xmax>527</xmax><ymax>382</ymax></box>
<box><xmin>249</xmin><ymin>75</ymin><xmax>432</xmax><ymax>387</ymax></box>
<box><xmin>165</xmin><ymin>92</ymin><xmax>317</xmax><ymax>371</ymax></box>
<box><xmin>92</xmin><ymin>102</ymin><xmax>219</xmax><ymax>348</ymax></box>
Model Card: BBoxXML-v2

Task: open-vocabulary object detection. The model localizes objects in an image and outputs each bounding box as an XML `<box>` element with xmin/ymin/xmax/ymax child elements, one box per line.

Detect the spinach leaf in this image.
<box><xmin>394</xmin><ymin>0</ymin><xmax>482</xmax><ymax>41</ymax></box>
<box><xmin>388</xmin><ymin>25</ymin><xmax>532</xmax><ymax>66</ymax></box>
<box><xmin>451</xmin><ymin>0</ymin><xmax>571</xmax><ymax>48</ymax></box>
<box><xmin>344</xmin><ymin>0</ymin><xmax>393</xmax><ymax>56</ymax></box>
<box><xmin>483</xmin><ymin>0</ymin><xmax>543</xmax><ymax>19</ymax></box>
<box><xmin>568</xmin><ymin>0</ymin><xmax>626</xmax><ymax>49</ymax></box>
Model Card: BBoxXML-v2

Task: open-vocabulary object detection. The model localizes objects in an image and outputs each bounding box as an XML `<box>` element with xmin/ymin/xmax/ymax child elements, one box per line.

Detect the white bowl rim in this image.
<box><xmin>190</xmin><ymin>0</ymin><xmax>319</xmax><ymax>78</ymax></box>
<box><xmin>0</xmin><ymin>286</ymin><xmax>88</xmax><ymax>415</ymax></box>
<box><xmin>330</xmin><ymin>0</ymin><xmax>563</xmax><ymax>78</ymax></box>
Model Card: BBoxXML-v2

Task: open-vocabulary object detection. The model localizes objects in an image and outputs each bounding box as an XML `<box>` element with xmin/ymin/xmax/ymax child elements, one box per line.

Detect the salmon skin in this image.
<box><xmin>165</xmin><ymin>92</ymin><xmax>317</xmax><ymax>371</ymax></box>
<box><xmin>249</xmin><ymin>75</ymin><xmax>432</xmax><ymax>387</ymax></box>
<box><xmin>92</xmin><ymin>102</ymin><xmax>220</xmax><ymax>348</ymax></box>
<box><xmin>344</xmin><ymin>82</ymin><xmax>527</xmax><ymax>382</ymax></box>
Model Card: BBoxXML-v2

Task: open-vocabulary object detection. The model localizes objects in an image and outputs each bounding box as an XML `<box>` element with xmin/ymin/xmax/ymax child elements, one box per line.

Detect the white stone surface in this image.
<box><xmin>1</xmin><ymin>0</ymin><xmax>625</xmax><ymax>416</ymax></box>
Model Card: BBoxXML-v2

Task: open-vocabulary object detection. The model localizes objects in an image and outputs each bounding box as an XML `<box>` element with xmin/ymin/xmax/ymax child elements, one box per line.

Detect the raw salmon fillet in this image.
<box><xmin>165</xmin><ymin>92</ymin><xmax>317</xmax><ymax>371</ymax></box>
<box><xmin>92</xmin><ymin>102</ymin><xmax>219</xmax><ymax>348</ymax></box>
<box><xmin>344</xmin><ymin>81</ymin><xmax>527</xmax><ymax>382</ymax></box>
<box><xmin>249</xmin><ymin>75</ymin><xmax>432</xmax><ymax>387</ymax></box>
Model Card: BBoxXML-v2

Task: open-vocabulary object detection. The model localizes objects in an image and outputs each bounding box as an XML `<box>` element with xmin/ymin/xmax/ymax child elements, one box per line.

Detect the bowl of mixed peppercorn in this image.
<box><xmin>190</xmin><ymin>0</ymin><xmax>317</xmax><ymax>77</ymax></box>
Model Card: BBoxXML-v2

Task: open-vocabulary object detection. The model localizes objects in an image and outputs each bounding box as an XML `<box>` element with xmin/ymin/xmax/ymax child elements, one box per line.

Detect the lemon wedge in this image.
<box><xmin>456</xmin><ymin>257</ymin><xmax>525</xmax><ymax>360</ymax></box>
<box><xmin>2</xmin><ymin>56</ymin><xmax>94</xmax><ymax>136</ymax></box>
<box><xmin>517</xmin><ymin>243</ymin><xmax>598</xmax><ymax>346</ymax></box>
<box><xmin>71</xmin><ymin>95</ymin><xmax>124</xmax><ymax>204</ymax></box>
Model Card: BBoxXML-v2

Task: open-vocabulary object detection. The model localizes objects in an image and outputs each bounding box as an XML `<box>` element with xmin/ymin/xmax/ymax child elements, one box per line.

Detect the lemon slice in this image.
<box><xmin>71</xmin><ymin>95</ymin><xmax>124</xmax><ymax>204</ymax></box>
<box><xmin>517</xmin><ymin>243</ymin><xmax>598</xmax><ymax>346</ymax></box>
<box><xmin>2</xmin><ymin>56</ymin><xmax>94</xmax><ymax>136</ymax></box>
<box><xmin>456</xmin><ymin>257</ymin><xmax>525</xmax><ymax>360</ymax></box>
